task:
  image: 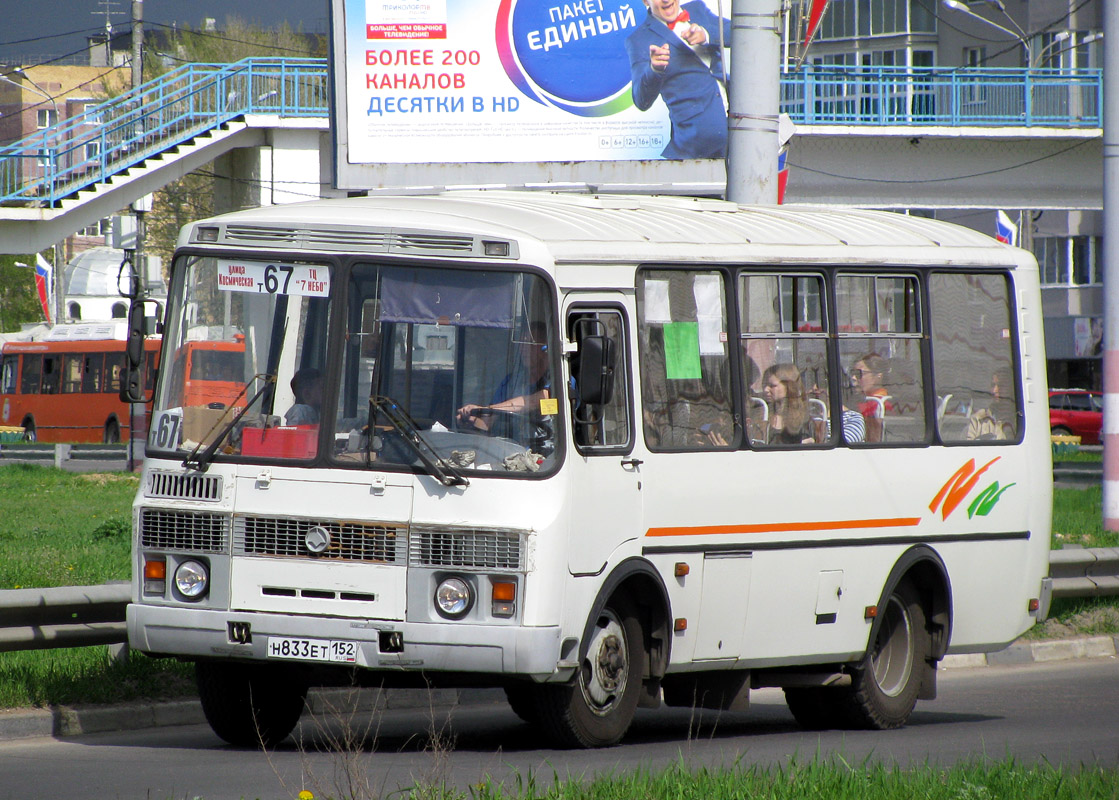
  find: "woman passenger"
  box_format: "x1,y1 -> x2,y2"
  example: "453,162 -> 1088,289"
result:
762,363 -> 814,444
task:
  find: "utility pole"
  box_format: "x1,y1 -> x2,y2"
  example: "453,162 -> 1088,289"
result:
131,0 -> 143,91
725,0 -> 782,204
1103,1 -> 1118,529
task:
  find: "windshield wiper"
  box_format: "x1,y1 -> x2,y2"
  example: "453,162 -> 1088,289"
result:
183,374 -> 276,471
368,395 -> 469,488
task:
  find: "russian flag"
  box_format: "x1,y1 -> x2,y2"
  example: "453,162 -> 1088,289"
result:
777,148 -> 788,205
996,210 -> 1018,246
34,253 -> 52,323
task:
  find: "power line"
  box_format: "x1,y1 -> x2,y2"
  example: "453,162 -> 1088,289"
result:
0,26 -> 105,47
788,137 -> 1093,185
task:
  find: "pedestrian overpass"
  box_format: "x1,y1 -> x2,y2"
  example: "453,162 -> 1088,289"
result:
0,58 -> 1102,254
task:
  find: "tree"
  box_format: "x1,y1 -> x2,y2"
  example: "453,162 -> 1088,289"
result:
0,255 -> 49,333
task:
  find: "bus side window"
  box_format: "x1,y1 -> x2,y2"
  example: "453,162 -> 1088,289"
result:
105,353 -> 125,394
930,272 -> 1018,443
637,270 -> 735,451
21,355 -> 43,394
739,273 -> 829,448
836,274 -> 926,445
40,354 -> 61,395
1,355 -> 16,395
568,308 -> 631,451
62,354 -> 83,394
81,354 -> 104,393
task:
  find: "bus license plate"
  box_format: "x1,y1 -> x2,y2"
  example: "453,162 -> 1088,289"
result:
267,636 -> 357,663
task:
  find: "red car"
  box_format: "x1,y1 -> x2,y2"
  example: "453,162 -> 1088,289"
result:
1049,389 -> 1103,444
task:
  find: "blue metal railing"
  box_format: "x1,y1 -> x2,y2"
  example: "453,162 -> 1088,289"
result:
0,58 -> 328,206
0,59 -> 1102,206
781,65 -> 1101,128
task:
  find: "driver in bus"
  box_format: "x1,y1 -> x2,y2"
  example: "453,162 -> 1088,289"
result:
284,368 -> 323,426
456,323 -> 551,433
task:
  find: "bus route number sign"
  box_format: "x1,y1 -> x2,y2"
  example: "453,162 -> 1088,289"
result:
150,409 -> 183,449
216,260 -> 330,297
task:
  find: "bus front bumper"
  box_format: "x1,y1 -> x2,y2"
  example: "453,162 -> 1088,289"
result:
127,603 -> 565,679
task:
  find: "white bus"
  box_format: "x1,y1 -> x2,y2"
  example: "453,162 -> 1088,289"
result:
126,192 -> 1052,748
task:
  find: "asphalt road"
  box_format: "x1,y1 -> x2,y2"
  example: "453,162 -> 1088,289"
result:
0,658 -> 1115,800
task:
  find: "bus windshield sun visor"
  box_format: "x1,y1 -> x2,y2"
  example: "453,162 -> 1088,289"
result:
378,270 -> 516,328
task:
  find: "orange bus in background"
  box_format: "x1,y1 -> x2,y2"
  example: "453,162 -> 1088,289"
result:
170,338 -> 247,410
0,334 -> 160,443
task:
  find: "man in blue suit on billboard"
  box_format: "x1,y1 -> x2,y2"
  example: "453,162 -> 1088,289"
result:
626,0 -> 731,160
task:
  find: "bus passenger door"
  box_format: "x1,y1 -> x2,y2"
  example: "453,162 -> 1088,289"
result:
564,302 -> 642,575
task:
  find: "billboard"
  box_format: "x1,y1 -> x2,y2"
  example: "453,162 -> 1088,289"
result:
330,0 -> 730,192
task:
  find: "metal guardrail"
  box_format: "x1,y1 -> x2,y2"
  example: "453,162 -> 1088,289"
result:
0,443 -> 126,467
0,583 -> 128,652
0,60 -> 1101,206
0,57 -> 328,206
0,550 -> 1114,653
780,65 -> 1102,128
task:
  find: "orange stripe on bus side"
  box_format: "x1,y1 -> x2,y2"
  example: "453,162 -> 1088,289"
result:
645,517 -> 923,538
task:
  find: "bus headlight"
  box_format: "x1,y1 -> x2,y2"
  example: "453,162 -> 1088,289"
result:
434,576 -> 473,619
174,560 -> 209,600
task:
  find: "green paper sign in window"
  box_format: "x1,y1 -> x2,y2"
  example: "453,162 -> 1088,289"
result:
663,321 -> 702,380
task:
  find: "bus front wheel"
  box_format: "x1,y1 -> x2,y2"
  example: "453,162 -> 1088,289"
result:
785,580 -> 929,731
534,597 -> 644,748
196,661 -> 307,748
21,419 -> 35,442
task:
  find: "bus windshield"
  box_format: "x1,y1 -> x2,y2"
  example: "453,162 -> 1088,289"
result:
150,255 -> 559,475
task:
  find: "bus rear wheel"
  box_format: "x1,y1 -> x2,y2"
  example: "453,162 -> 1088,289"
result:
785,581 -> 929,731
196,661 -> 307,748
21,419 -> 35,442
103,419 -> 121,444
533,597 -> 644,748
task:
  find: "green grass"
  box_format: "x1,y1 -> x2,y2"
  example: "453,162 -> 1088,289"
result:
0,649 -> 194,708
0,464 -> 193,708
404,759 -> 1119,800
1052,485 -> 1119,549
0,463 -> 137,589
1053,449 -> 1102,463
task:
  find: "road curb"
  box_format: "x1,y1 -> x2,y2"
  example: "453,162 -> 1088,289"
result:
2,639 -> 1116,743
940,634 -> 1119,670
0,687 -> 505,742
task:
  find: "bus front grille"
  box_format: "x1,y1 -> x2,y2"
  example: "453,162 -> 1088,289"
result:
140,509 -> 229,553
147,471 -> 222,502
409,527 -> 523,571
233,516 -> 406,564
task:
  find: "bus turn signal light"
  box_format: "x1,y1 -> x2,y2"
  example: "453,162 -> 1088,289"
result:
864,605 -> 878,619
674,618 -> 687,632
674,562 -> 690,577
491,581 -> 516,617
143,558 -> 166,596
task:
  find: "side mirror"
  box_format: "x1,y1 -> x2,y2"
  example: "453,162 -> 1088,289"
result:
575,333 -> 615,407
120,298 -> 159,403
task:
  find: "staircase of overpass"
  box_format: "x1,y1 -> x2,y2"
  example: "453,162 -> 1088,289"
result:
0,58 -> 1103,254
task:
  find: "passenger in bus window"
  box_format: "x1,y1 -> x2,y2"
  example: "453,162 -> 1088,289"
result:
285,368 -> 322,426
762,363 -> 814,445
967,368 -> 1016,441
457,324 -> 551,432
852,353 -> 894,419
